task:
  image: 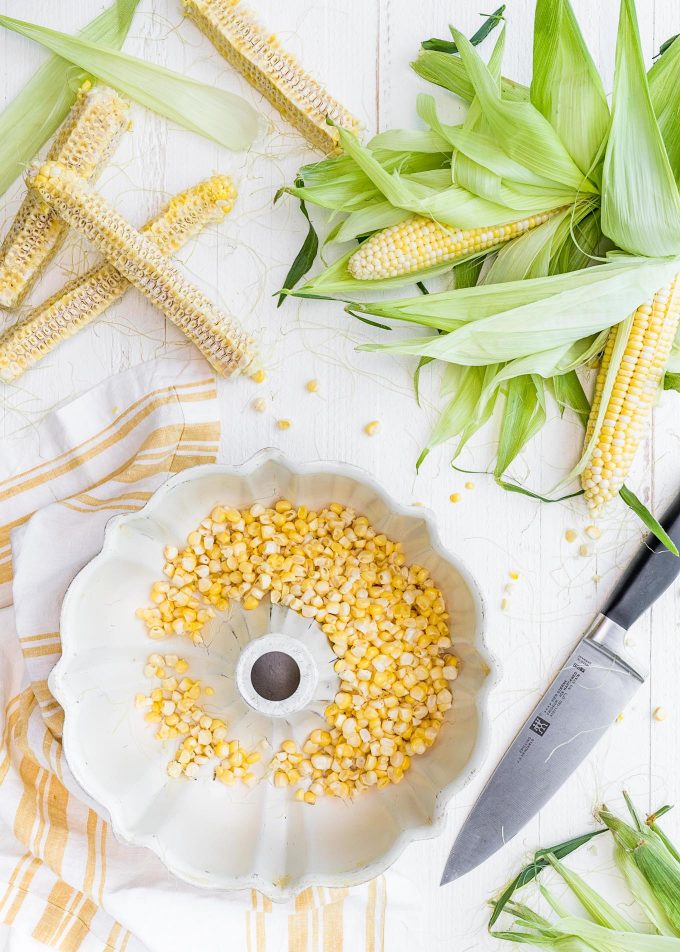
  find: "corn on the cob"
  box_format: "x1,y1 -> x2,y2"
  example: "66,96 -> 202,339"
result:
26,162 -> 258,377
347,210 -> 560,280
0,177 -> 237,383
582,276 -> 680,513
0,84 -> 130,310
183,0 -> 360,154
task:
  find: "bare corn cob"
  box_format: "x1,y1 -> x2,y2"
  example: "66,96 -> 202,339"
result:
27,162 -> 257,377
0,176 -> 237,383
0,84 -> 130,310
347,210 -> 561,280
183,0 -> 360,154
582,275 -> 680,513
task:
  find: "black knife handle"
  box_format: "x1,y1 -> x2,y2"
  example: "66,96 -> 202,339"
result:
603,489 -> 680,630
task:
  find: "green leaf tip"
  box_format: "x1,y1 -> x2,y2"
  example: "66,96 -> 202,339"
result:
620,485 -> 679,556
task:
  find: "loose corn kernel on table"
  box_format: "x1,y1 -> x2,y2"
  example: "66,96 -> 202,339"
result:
0,1 -> 678,950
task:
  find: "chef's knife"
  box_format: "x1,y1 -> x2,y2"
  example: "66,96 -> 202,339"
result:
441,489 -> 680,885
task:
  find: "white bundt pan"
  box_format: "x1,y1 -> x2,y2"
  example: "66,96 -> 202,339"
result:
50,449 -> 495,901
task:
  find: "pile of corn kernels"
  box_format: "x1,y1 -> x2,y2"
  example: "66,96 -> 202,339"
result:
136,500 -> 458,801
135,653 -> 262,785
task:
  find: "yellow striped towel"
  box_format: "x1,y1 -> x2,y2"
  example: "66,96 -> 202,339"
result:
0,359 -> 404,951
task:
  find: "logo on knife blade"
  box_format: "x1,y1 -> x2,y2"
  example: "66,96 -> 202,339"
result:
529,715 -> 551,736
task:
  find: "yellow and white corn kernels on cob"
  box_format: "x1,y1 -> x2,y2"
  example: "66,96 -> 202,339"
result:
0,177 -> 237,383
27,162 -> 258,377
183,0 -> 360,154
347,210 -> 560,280
582,275 -> 680,514
0,84 -> 130,310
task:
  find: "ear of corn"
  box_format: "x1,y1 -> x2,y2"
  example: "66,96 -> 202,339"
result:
347,210 -> 559,281
0,176 -> 237,383
582,276 -> 680,513
0,83 -> 130,310
183,0 -> 360,154
26,161 -> 257,377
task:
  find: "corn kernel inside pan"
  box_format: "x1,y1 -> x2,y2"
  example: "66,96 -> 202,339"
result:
136,500 -> 459,801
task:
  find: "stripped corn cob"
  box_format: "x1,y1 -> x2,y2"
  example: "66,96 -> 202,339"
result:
347,210 -> 560,280
183,0 -> 360,154
582,276 -> 680,513
27,162 -> 258,377
0,84 -> 130,310
0,176 -> 237,383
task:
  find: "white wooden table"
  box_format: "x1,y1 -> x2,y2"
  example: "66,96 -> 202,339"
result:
1,1 -> 679,948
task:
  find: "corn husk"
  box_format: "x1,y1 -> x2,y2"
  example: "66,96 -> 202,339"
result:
599,797 -> 680,935
530,0 -> 609,178
601,0 -> 680,257
0,0 -> 139,199
281,0 -> 680,536
450,26 -> 595,194
0,12 -> 261,151
491,794 -> 680,950
354,256 -> 680,364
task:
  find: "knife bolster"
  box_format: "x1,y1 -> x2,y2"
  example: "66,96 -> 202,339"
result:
584,613 -> 646,682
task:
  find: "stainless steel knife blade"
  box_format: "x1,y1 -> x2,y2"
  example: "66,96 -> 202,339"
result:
441,488 -> 680,886
441,616 -> 644,885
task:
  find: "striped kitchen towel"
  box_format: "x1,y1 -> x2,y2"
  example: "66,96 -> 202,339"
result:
0,360 -> 410,952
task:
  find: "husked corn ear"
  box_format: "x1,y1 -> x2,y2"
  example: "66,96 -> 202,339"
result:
0,84 -> 129,310
27,162 -> 258,377
582,276 -> 680,513
0,176 -> 237,383
183,0 -> 360,154
347,210 -> 559,280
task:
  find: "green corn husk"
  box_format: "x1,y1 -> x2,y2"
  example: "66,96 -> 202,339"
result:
491,795 -> 680,949
280,0 -> 680,538
598,796 -> 680,934
531,0 -> 609,179
422,5 -> 506,55
615,843 -> 678,937
601,0 -> 680,257
286,12 -> 598,296
0,12 -> 261,151
353,255 -> 680,365
412,48 -> 528,103
0,0 -> 140,199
